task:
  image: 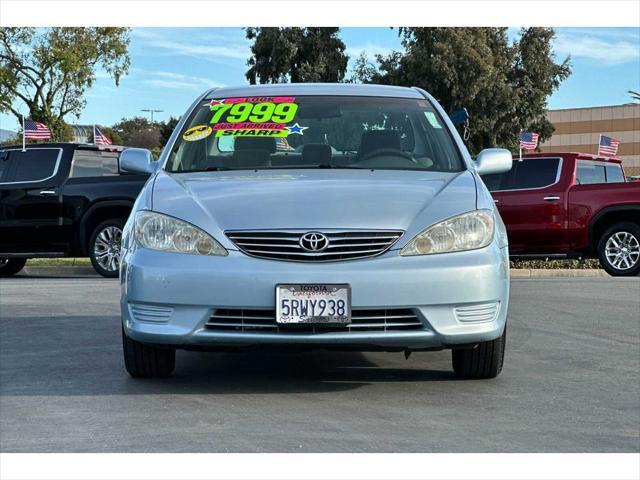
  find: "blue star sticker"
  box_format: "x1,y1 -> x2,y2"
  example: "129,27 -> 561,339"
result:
286,123 -> 309,135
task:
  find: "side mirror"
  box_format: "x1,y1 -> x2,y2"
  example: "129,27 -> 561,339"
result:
120,148 -> 157,174
475,148 -> 512,175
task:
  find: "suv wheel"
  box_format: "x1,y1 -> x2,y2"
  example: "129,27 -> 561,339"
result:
0,258 -> 27,277
597,222 -> 640,277
452,326 -> 506,379
89,219 -> 124,278
122,328 -> 176,378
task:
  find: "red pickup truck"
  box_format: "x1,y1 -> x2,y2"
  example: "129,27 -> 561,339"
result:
481,152 -> 640,276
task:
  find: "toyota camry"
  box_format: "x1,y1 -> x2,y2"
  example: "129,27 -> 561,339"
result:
119,83 -> 512,379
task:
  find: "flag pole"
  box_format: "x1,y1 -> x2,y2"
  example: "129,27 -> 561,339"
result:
22,115 -> 25,152
519,130 -> 522,162
597,133 -> 602,157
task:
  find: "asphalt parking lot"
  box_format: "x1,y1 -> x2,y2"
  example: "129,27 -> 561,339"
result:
0,273 -> 638,452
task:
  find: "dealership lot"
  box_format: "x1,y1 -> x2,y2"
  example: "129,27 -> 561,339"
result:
0,274 -> 638,452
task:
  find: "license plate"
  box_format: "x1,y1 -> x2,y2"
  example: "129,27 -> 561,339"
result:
276,284 -> 351,324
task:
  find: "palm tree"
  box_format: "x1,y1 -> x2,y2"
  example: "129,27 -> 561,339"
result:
629,90 -> 640,102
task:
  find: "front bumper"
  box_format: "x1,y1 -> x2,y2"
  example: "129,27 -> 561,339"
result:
121,243 -> 510,351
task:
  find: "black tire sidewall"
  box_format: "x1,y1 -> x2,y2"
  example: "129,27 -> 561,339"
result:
89,219 -> 125,278
0,258 -> 27,276
597,222 -> 640,277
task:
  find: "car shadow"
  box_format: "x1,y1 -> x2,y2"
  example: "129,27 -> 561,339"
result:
1,314 -> 459,397
114,350 -> 458,396
1,346 -> 457,399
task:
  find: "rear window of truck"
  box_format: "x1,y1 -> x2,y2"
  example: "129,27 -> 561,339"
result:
69,149 -> 119,177
576,160 -> 625,184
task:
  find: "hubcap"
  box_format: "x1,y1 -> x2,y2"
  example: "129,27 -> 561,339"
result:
604,231 -> 640,271
94,226 -> 122,272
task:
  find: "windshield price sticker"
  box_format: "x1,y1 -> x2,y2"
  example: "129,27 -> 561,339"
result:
208,96 -> 300,137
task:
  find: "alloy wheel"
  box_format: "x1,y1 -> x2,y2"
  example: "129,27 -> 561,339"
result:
604,231 -> 640,271
94,226 -> 123,273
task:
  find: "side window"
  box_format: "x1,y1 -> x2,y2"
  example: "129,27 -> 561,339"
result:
481,172 -> 508,192
576,162 -> 606,185
481,162 -> 517,192
510,158 -> 560,190
1,149 -> 61,183
605,164 -> 625,183
69,150 -> 118,178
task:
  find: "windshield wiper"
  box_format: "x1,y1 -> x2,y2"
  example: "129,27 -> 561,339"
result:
315,163 -> 367,169
173,167 -> 233,173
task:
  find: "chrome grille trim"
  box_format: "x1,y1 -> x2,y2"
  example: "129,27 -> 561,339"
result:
129,303 -> 173,323
454,302 -> 500,323
205,308 -> 423,333
226,230 -> 403,262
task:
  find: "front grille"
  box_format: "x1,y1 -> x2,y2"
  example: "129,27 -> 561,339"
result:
205,308 -> 423,333
225,230 -> 403,262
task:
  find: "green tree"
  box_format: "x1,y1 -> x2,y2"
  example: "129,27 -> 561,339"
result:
99,126 -> 123,145
0,27 -> 130,141
354,28 -> 571,154
112,116 -> 161,149
159,116 -> 180,147
245,28 -> 348,84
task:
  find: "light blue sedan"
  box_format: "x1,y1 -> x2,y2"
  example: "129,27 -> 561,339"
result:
119,83 -> 512,379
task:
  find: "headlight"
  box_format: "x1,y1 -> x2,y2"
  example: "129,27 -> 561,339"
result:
400,210 -> 495,256
134,211 -> 228,256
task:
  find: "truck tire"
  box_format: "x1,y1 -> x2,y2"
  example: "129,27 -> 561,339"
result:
0,258 -> 27,277
597,222 -> 640,277
122,328 -> 176,378
89,219 -> 124,278
452,326 -> 506,379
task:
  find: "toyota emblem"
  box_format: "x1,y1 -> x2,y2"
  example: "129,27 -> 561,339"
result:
299,232 -> 330,252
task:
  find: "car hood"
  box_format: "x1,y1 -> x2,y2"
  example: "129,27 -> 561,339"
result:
151,169 -> 478,249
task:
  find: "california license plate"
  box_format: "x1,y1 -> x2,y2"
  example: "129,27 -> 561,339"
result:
276,284 -> 351,324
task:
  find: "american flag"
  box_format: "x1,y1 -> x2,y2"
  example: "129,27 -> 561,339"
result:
23,119 -> 51,140
598,135 -> 619,157
519,131 -> 539,150
276,137 -> 295,151
94,126 -> 112,145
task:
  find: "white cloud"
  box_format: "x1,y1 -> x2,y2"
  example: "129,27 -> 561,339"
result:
554,32 -> 640,65
131,28 -> 250,61
141,70 -> 225,90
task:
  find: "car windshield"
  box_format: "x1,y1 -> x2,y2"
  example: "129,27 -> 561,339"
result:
166,95 -> 464,173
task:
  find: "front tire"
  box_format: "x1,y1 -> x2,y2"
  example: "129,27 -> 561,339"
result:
122,328 -> 176,378
89,219 -> 124,278
452,326 -> 506,379
0,258 -> 27,277
597,222 -> 640,277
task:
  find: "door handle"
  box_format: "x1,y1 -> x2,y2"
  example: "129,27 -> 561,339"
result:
493,199 -> 500,205
39,190 -> 57,196
543,196 -> 560,201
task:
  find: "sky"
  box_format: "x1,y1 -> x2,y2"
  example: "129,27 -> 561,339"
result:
1,27 -> 639,132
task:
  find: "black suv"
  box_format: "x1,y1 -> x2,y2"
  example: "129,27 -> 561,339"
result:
0,143 -> 151,277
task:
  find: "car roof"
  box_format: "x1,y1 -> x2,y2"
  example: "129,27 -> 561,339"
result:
0,142 -> 125,152
516,152 -> 622,164
204,83 -> 425,99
